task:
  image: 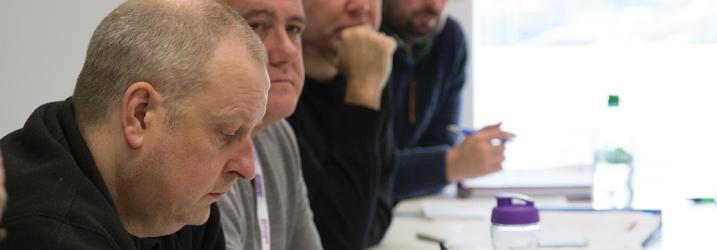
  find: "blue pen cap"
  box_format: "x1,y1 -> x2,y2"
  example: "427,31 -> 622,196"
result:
492,193 -> 540,225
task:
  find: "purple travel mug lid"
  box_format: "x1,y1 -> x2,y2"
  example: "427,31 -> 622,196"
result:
491,193 -> 540,225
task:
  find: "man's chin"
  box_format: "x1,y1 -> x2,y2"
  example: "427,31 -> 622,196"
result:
182,207 -> 212,226
408,16 -> 445,41
266,98 -> 299,122
409,23 -> 437,38
127,220 -> 191,238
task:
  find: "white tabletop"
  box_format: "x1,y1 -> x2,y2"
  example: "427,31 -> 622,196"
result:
371,188 -> 673,250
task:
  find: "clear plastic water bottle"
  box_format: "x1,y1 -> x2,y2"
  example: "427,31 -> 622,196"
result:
592,95 -> 634,210
491,193 -> 540,250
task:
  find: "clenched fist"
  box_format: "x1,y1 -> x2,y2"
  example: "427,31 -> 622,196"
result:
338,25 -> 396,110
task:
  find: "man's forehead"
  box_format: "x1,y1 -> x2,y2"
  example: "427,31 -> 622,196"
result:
237,0 -> 306,20
202,39 -> 268,113
207,85 -> 267,124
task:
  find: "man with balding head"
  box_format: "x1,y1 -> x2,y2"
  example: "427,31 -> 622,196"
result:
0,0 -> 269,249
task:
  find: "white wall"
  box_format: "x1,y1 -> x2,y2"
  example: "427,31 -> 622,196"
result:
446,0 -> 474,128
0,0 -> 122,136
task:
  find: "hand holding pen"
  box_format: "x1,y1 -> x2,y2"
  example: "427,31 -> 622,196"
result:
447,124 -> 513,146
445,123 -> 515,182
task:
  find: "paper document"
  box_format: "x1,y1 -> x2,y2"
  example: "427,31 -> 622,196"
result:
539,210 -> 662,250
421,200 -> 489,220
459,165 -> 593,199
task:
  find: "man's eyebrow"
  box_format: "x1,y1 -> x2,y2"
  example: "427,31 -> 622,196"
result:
243,8 -> 276,20
211,106 -> 245,123
242,8 -> 306,24
287,15 -> 306,24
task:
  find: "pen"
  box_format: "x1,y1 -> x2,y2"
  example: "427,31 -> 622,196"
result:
688,197 -> 716,205
416,233 -> 448,250
446,125 -> 513,146
446,124 -> 474,137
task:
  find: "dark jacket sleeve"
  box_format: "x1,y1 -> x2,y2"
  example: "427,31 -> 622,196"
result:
300,104 -> 390,250
394,145 -> 450,200
365,114 -> 396,247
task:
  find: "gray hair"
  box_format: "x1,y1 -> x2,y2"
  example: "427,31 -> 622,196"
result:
73,0 -> 266,128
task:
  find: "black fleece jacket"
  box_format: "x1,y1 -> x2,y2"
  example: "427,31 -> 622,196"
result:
0,98 -> 224,250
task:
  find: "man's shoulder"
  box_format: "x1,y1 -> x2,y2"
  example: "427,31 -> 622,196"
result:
443,16 -> 466,37
259,119 -> 296,142
1,138 -> 133,249
253,120 -> 304,190
435,16 -> 467,49
2,136 -> 115,222
1,214 -> 126,249
0,186 -> 133,249
254,119 -> 300,166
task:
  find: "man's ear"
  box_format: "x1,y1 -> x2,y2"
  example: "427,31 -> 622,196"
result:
121,82 -> 161,149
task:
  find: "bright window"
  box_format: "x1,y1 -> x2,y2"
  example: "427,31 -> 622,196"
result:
470,0 -> 717,199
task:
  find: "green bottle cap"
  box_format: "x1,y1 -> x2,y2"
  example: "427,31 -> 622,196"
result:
608,95 -> 620,107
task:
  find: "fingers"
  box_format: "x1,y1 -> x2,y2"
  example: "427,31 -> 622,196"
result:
447,123 -> 513,180
468,130 -> 512,144
341,25 -> 396,49
492,144 -> 506,154
339,25 -> 396,109
339,25 -> 396,58
481,160 -> 503,176
489,145 -> 505,165
477,137 -> 506,174
340,24 -> 373,39
486,163 -> 503,175
479,122 -> 501,131
473,124 -> 515,143
471,137 -> 506,164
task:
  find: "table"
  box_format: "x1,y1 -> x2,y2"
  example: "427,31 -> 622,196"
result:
371,188 -> 673,250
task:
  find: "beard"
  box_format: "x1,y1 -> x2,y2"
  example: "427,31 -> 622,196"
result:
390,7 -> 447,43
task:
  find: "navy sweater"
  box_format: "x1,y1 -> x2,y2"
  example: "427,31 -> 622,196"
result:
386,17 -> 468,200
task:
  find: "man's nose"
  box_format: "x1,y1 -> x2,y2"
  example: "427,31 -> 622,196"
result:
424,0 -> 445,11
346,0 -> 370,17
267,29 -> 299,67
225,139 -> 256,180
